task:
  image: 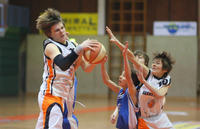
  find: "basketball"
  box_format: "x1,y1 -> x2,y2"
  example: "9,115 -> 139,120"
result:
83,42 -> 106,64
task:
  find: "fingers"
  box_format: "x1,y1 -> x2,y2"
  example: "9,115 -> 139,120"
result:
106,26 -> 114,39
101,55 -> 108,64
110,114 -> 116,124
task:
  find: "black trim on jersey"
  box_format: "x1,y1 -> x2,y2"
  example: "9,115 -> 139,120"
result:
51,62 -> 56,94
44,103 -> 63,129
131,70 -> 140,86
70,41 -> 77,47
48,37 -> 69,47
153,72 -> 167,80
168,78 -> 171,85
54,50 -> 78,71
145,70 -> 151,80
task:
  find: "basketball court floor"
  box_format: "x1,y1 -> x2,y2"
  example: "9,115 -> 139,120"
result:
0,95 -> 200,129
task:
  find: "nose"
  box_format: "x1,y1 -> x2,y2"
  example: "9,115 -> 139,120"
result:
152,63 -> 156,67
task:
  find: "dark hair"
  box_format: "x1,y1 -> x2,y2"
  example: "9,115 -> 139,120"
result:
134,50 -> 149,66
36,8 -> 64,36
153,51 -> 175,76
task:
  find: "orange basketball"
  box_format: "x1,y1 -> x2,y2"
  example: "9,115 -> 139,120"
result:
83,42 -> 106,64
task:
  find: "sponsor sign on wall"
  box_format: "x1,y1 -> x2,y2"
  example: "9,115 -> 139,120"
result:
153,21 -> 197,36
61,13 -> 98,35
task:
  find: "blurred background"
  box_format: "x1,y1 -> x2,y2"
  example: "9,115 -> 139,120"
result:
0,0 -> 199,128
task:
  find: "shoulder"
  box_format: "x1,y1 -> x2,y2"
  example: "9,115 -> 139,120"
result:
163,75 -> 171,86
43,38 -> 57,50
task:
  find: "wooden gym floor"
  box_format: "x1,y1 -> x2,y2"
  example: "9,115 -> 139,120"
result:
0,95 -> 200,129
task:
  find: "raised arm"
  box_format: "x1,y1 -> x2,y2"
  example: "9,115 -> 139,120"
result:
101,56 -> 121,93
122,42 -> 137,105
106,26 -> 134,59
106,26 -> 149,78
137,67 -> 169,98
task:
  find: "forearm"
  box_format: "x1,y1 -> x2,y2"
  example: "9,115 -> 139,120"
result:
101,64 -> 120,93
143,80 -> 166,98
54,51 -> 79,71
113,40 -> 134,60
113,107 -> 118,115
124,54 -> 137,104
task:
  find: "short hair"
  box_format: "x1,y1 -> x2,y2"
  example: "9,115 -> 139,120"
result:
153,51 -> 175,76
36,8 -> 64,36
133,50 -> 149,66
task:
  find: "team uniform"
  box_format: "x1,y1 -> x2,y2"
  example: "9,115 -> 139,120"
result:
116,89 -> 139,129
35,38 -> 78,129
138,70 -> 174,129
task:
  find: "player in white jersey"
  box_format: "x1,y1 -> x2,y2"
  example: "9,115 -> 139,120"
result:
35,8 -> 98,129
106,26 -> 175,129
135,52 -> 175,129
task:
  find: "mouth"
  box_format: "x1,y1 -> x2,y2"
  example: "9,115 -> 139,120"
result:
61,35 -> 65,38
152,68 -> 157,71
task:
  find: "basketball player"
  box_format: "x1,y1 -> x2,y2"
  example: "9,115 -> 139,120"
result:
106,26 -> 175,128
109,51 -> 149,126
35,8 -> 98,129
101,49 -> 138,129
136,52 -> 174,129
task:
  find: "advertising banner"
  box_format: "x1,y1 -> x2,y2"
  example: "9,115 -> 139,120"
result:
153,21 -> 197,36
61,13 -> 98,35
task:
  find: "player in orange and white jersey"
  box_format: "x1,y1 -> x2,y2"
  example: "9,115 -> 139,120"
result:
35,8 -> 98,129
106,26 -> 175,129
135,52 -> 175,129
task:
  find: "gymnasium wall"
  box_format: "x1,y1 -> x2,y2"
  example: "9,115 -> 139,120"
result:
26,35 -> 198,98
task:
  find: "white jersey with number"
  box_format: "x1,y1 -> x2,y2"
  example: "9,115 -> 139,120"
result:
40,38 -> 77,98
138,70 -> 171,118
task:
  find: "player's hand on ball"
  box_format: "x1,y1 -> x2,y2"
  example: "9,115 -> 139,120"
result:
83,42 -> 106,64
80,39 -> 99,51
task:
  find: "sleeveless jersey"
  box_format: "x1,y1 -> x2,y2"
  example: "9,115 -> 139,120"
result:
40,38 -> 77,98
116,89 -> 139,129
138,70 -> 171,118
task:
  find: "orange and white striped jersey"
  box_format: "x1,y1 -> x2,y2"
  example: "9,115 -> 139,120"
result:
40,38 -> 77,98
138,70 -> 171,118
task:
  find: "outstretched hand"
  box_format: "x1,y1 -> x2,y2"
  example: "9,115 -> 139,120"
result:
106,26 -> 118,43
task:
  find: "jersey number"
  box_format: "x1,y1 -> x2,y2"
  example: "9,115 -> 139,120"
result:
158,79 -> 168,87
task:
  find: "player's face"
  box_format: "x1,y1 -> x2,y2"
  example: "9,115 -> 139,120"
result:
135,55 -> 145,65
151,59 -> 167,77
50,22 -> 69,43
118,71 -> 127,88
